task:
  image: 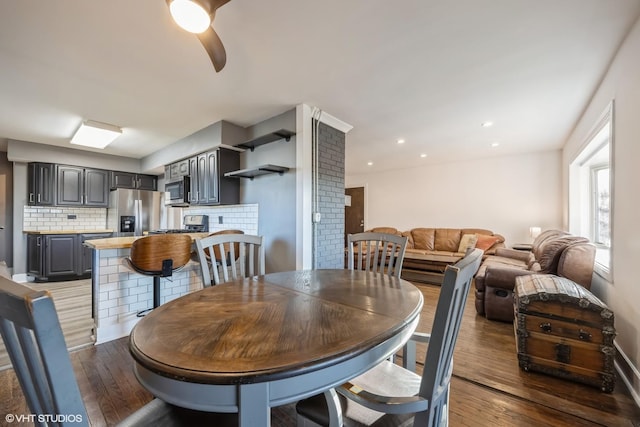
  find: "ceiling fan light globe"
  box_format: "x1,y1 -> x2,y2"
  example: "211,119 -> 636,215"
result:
170,0 -> 211,33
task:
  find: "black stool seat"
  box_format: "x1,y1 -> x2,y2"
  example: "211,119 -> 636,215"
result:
126,234 -> 193,316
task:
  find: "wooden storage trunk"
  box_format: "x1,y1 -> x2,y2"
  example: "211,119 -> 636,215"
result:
514,274 -> 616,392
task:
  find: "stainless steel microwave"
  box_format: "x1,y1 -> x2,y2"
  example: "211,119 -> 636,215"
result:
165,176 -> 190,206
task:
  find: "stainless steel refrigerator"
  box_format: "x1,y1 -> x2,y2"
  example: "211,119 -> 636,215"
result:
107,189 -> 165,236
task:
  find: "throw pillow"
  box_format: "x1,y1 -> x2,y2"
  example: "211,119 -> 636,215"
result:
538,236 -> 589,273
457,233 -> 478,253
475,234 -> 499,251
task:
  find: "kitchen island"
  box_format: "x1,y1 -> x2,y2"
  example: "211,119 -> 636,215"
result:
85,233 -> 208,343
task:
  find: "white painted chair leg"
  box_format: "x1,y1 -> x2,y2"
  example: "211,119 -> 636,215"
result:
296,413 -> 324,427
324,388 -> 343,427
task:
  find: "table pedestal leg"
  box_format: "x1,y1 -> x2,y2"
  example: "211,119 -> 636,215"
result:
239,382 -> 270,426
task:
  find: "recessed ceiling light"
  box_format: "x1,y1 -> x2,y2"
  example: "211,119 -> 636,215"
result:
397,139 -> 405,144
420,153 -> 427,158
481,121 -> 493,128
367,162 -> 373,166
491,142 -> 500,147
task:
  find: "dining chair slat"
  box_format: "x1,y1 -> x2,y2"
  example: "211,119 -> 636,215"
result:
196,234 -> 265,286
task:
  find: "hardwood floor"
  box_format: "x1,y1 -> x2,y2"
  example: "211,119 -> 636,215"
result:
0,278 -> 94,369
0,282 -> 638,426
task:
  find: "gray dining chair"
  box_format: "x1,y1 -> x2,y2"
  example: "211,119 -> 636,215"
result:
0,275 -> 242,427
296,248 -> 484,427
347,232 -> 408,278
196,233 -> 265,286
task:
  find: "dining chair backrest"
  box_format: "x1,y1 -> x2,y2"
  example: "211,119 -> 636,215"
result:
196,234 -> 265,286
204,229 -> 245,261
0,276 -> 247,426
415,247 -> 483,425
347,232 -> 408,277
295,248 -> 484,426
0,277 -> 89,425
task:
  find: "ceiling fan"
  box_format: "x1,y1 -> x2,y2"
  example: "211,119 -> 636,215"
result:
167,0 -> 232,72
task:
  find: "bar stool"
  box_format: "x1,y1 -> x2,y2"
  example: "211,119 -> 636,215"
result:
126,234 -> 193,317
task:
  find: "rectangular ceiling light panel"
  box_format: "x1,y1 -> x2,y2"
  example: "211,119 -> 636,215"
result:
71,120 -> 122,149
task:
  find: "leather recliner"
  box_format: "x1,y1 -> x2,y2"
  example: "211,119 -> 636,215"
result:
474,230 -> 596,322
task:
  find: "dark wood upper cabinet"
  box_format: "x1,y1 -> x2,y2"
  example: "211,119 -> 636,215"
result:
84,168 -> 109,206
165,159 -> 190,182
110,171 -> 157,191
56,165 -> 84,206
28,163 -> 56,206
186,147 -> 239,206
110,171 -> 136,189
136,174 -> 157,191
57,166 -> 109,207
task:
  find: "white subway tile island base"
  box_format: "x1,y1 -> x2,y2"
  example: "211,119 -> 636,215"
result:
85,234 -> 207,344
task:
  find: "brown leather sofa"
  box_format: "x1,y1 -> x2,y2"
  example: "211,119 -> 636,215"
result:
367,227 -> 505,284
474,229 -> 596,322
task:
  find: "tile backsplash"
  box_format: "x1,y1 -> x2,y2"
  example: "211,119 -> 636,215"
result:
23,206 -> 107,231
23,203 -> 259,233
183,204 -> 259,234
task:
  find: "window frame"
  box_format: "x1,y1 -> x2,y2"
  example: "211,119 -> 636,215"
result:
568,100 -> 614,281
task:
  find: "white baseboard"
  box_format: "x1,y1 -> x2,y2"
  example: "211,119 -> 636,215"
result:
615,341 -> 640,409
95,316 -> 141,344
11,273 -> 33,283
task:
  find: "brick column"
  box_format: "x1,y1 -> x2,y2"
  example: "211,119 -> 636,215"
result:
315,122 -> 346,269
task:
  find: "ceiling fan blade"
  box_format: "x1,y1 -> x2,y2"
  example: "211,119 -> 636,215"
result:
197,26 -> 227,72
166,0 -> 231,12
205,0 -> 231,11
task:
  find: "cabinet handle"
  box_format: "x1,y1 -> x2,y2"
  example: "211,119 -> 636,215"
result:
37,236 -> 41,247
29,193 -> 34,203
37,194 -> 41,203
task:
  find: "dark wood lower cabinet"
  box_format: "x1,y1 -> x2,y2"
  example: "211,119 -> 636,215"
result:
44,235 -> 78,279
80,233 -> 112,276
27,232 -> 112,282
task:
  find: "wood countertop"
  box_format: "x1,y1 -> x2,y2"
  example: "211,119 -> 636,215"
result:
84,233 -> 209,250
23,229 -> 114,235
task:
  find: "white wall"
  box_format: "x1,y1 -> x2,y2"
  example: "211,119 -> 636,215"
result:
562,16 -> 640,400
346,150 -> 562,246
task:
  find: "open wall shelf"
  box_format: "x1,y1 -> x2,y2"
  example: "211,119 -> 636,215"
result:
236,129 -> 296,151
224,164 -> 290,180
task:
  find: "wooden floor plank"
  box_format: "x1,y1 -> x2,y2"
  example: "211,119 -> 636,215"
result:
0,280 -> 638,426
0,279 -> 94,369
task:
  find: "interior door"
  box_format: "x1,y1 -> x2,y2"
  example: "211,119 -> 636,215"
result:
345,187 -> 365,246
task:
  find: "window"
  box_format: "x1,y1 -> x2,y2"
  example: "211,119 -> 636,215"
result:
569,101 -> 613,280
592,164 -> 610,247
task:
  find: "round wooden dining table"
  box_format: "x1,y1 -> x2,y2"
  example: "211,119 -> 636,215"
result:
129,269 -> 424,426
